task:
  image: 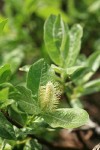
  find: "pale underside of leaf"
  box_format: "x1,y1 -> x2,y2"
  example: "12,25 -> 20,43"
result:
43,108 -> 89,129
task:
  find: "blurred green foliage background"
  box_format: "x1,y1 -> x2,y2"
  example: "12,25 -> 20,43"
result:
0,0 -> 100,83
0,1 -> 100,149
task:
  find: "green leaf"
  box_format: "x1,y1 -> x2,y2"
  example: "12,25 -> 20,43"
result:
0,87 -> 13,108
0,88 -> 9,102
44,15 -> 70,66
27,59 -> 44,96
0,64 -> 11,84
66,66 -> 86,75
71,67 -> 89,84
30,139 -> 42,150
53,15 -> 69,54
53,15 -> 62,49
44,15 -> 83,67
65,24 -> 83,67
27,59 -> 51,98
72,51 -> 100,84
52,64 -> 86,77
44,15 -> 61,65
83,79 -> 100,95
14,86 -> 39,115
51,64 -> 64,74
53,15 -> 70,66
8,104 -> 27,126
0,19 -> 7,33
43,108 -> 89,129
0,99 -> 14,109
87,50 -> 100,72
60,23 -> 69,63
0,112 -> 16,140
88,0 -> 100,12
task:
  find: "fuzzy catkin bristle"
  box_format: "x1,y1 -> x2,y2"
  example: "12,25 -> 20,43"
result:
38,81 -> 61,112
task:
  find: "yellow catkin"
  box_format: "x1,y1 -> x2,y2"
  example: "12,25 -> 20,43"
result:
39,81 -> 62,112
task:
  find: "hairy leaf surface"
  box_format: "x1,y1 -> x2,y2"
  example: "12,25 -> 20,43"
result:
15,86 -> 38,115
43,108 -> 89,128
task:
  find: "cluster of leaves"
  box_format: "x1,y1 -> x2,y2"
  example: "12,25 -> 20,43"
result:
0,0 -> 100,73
0,15 -> 93,149
44,15 -> 100,107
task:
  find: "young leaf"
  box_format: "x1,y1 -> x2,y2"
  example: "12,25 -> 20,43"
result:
83,79 -> 100,95
0,64 -> 11,84
53,15 -> 62,49
66,65 -> 86,75
72,51 -> 100,83
27,59 -> 44,96
65,24 -> 83,67
53,15 -> 69,62
0,112 -> 16,140
44,15 -> 61,65
60,23 -> 69,64
87,50 -> 100,72
43,108 -> 89,129
27,59 -> 51,98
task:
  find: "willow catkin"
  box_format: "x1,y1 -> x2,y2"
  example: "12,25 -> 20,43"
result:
39,81 -> 61,112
